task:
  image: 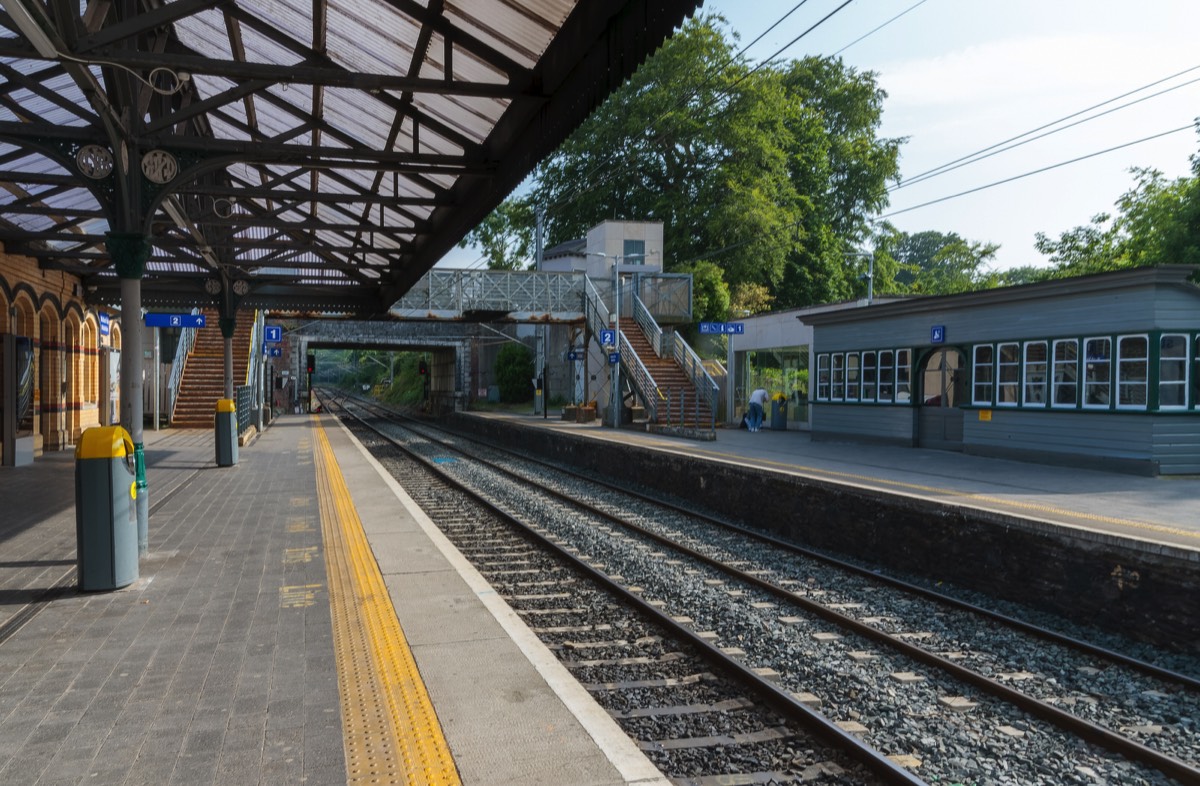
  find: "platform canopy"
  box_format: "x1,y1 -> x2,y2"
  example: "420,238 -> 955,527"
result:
0,0 -> 698,316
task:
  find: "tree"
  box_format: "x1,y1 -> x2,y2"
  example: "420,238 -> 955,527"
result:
519,15 -> 900,309
1035,143 -> 1200,276
458,197 -> 535,270
494,342 -> 534,403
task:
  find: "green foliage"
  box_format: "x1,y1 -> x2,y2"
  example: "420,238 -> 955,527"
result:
495,342 -> 534,403
458,197 -> 536,270
380,354 -> 426,406
469,14 -> 903,310
870,226 -> 1000,295
1035,156 -> 1200,277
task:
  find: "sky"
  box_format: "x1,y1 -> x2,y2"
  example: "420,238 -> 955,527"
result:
441,0 -> 1200,273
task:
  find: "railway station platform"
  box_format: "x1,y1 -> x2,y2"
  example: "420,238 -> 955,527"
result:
0,416 -> 666,786
2,407 -> 1197,786
466,412 -> 1200,554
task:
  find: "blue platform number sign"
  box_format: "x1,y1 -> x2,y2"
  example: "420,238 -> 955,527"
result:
264,325 -> 282,343
144,313 -> 206,329
599,328 -> 616,346
700,322 -> 745,335
931,325 -> 946,344
98,312 -> 110,336
608,352 -> 620,365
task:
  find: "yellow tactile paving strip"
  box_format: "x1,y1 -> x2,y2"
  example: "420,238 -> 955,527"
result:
313,416 -> 461,786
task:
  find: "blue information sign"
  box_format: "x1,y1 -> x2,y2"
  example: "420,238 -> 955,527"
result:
699,322 -> 745,335
931,325 -> 946,344
145,313 -> 206,329
567,350 -> 582,361
599,328 -> 616,346
608,352 -> 620,365
264,346 -> 283,357
98,312 -> 110,336
264,325 -> 282,343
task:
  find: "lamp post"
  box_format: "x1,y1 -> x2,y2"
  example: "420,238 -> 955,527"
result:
846,251 -> 874,305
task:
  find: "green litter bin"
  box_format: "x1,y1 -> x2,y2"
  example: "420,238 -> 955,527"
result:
216,398 -> 238,466
74,426 -> 139,591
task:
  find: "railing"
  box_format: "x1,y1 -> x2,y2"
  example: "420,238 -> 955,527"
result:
394,269 -> 693,324
672,331 -> 719,433
631,294 -> 664,357
166,313 -> 199,425
618,330 -> 663,423
584,277 -> 662,423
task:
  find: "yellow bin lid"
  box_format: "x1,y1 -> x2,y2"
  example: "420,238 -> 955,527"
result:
217,398 -> 236,413
76,425 -> 133,460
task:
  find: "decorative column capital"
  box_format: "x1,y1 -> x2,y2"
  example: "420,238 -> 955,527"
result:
105,232 -> 151,280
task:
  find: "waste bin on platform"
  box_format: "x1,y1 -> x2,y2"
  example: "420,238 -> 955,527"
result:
216,398 -> 238,466
74,426 -> 139,591
770,400 -> 787,430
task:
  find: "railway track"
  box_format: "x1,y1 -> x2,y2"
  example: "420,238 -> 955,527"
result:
324,392 -> 1200,785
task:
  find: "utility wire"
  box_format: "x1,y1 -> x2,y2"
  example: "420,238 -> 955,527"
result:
892,74 -> 1200,191
880,123 -> 1196,218
895,63 -> 1200,189
834,0 -> 931,56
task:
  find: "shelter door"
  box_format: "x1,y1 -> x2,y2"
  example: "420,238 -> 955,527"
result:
917,348 -> 965,451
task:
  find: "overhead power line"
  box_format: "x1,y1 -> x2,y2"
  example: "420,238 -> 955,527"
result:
880,123 -> 1196,218
834,0 -> 931,56
894,63 -> 1200,189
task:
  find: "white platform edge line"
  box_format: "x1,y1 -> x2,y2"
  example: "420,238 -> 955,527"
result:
333,416 -> 671,786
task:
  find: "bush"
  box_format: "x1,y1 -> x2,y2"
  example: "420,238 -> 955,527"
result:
495,342 -> 534,403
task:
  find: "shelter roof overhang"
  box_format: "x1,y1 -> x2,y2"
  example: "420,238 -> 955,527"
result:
0,0 -> 699,316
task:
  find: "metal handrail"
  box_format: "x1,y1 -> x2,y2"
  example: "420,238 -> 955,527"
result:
166,312 -> 199,425
672,331 -> 719,433
583,276 -> 610,338
631,293 -> 664,357
618,330 -> 663,423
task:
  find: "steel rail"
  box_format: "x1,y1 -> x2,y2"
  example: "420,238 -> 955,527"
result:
343,394 -> 1200,785
326,393 -> 927,786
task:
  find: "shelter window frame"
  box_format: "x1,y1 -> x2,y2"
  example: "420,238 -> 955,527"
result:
830,353 -> 844,402
1116,334 -> 1149,410
996,342 -> 1020,406
1022,341 -> 1048,407
861,351 -> 877,402
895,349 -> 912,403
1051,339 -> 1079,408
1159,334 -> 1188,410
877,350 -> 894,402
972,344 -> 994,405
1083,336 -> 1112,409
816,354 -> 831,401
845,353 -> 860,401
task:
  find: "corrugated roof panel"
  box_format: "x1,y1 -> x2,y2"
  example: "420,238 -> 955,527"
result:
412,93 -> 505,144
171,9 -> 236,61
235,20 -> 308,66
320,88 -> 393,150
238,0 -> 313,51
444,0 -> 571,68
208,114 -> 252,142
415,32 -> 506,85
326,0 -> 420,77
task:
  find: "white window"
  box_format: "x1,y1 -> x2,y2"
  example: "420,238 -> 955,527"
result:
816,354 -> 830,401
972,345 -> 994,405
895,349 -> 911,403
1159,335 -> 1188,409
1023,342 -> 1048,406
1116,335 -> 1148,409
877,350 -> 894,402
831,354 -> 844,401
861,351 -> 876,402
996,342 -> 1019,405
1083,337 -> 1111,408
1052,339 -> 1078,407
845,353 -> 860,401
